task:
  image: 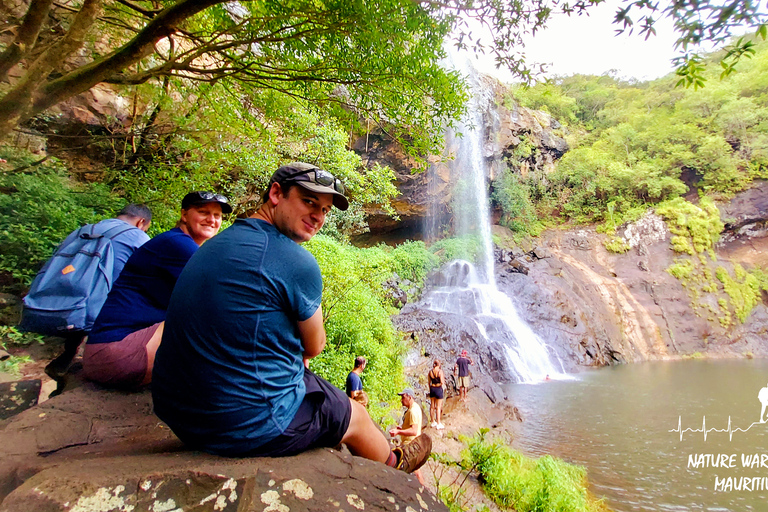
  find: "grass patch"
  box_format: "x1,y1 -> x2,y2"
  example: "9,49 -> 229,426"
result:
464,432 -> 609,512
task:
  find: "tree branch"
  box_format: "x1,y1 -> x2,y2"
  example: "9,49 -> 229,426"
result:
0,0 -> 55,82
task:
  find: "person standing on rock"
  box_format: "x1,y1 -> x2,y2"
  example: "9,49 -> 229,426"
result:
346,356 -> 366,399
152,163 -> 431,475
453,349 -> 474,402
428,360 -> 445,429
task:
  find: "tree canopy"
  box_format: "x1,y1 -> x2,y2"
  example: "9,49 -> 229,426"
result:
1,0 -> 766,148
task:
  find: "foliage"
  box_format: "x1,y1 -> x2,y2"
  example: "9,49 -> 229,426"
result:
613,0 -> 767,87
715,264 -> 765,323
105,83 -> 400,237
303,236 -> 440,422
0,326 -> 42,375
510,37 -> 768,227
491,166 -> 546,237
655,197 -> 724,258
0,148 -> 124,285
603,237 -> 631,254
464,432 -> 608,512
428,236 -> 487,266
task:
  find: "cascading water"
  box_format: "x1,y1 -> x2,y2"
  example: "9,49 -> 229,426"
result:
423,51 -> 564,383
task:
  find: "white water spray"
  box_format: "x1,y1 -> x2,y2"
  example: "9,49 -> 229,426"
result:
423,51 -> 564,383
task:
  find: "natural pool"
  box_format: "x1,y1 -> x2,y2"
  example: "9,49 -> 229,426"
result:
505,359 -> 768,511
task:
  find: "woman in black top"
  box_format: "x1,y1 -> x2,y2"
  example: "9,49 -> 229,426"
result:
428,359 -> 445,429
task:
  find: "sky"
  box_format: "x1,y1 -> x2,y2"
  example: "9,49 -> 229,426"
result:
477,1 -> 683,83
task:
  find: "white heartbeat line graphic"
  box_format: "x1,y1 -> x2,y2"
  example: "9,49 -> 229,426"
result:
670,416 -> 764,441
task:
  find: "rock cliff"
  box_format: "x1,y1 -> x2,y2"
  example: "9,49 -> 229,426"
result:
394,184 -> 768,390
353,76 -> 567,241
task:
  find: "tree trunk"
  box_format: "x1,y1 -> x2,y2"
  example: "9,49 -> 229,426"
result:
0,0 -> 55,82
0,0 -> 103,138
0,0 -> 227,139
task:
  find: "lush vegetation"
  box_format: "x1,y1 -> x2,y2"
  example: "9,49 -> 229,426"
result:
459,432 -> 608,512
499,34 -> 768,236
0,148 -> 123,286
305,237 -> 439,421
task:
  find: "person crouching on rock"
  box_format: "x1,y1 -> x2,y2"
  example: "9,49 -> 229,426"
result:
151,163 -> 431,475
428,360 -> 445,429
82,191 -> 229,389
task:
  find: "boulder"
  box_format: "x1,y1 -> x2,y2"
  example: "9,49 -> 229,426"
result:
0,384 -> 446,512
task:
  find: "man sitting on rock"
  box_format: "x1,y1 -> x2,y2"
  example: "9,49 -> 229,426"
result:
83,191 -> 230,389
389,388 -> 426,484
152,163 -> 431,474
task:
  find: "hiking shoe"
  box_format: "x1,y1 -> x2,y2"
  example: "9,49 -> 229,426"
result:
430,421 -> 437,427
394,433 -> 432,473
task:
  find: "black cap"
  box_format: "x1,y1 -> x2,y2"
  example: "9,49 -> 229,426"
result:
181,191 -> 233,214
269,162 -> 349,211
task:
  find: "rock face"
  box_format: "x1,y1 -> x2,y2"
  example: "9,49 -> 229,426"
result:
0,383 -> 445,512
396,186 -> 768,381
353,76 -> 567,241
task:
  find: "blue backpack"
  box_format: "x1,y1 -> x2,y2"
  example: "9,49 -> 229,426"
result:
20,222 -> 135,336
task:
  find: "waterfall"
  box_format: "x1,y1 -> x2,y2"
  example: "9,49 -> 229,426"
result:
423,51 -> 564,383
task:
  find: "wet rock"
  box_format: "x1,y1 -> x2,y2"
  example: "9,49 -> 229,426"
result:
507,258 -> 529,275
564,231 -> 593,250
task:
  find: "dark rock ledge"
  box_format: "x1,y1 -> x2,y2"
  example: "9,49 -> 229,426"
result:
0,383 -> 445,512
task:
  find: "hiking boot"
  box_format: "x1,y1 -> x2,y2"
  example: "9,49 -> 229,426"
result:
394,433 -> 432,473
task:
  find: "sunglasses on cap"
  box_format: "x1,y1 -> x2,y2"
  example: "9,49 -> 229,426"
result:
283,168 -> 346,196
191,191 -> 229,204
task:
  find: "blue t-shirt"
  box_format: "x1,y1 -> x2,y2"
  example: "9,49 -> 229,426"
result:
88,228 -> 198,343
345,371 -> 363,397
456,357 -> 471,377
152,218 -> 323,455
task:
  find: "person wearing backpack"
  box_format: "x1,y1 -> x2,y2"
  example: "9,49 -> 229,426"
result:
82,191 -> 231,389
21,204 -> 153,386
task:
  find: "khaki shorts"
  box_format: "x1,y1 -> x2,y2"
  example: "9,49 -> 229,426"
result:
457,376 -> 470,389
83,322 -> 161,388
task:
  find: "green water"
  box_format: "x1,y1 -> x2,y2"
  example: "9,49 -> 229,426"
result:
505,359 -> 768,511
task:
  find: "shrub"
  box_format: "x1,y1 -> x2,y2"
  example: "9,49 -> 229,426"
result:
304,236 -> 439,422
655,197 -> 724,258
715,264 -> 763,323
0,149 -> 124,287
464,432 -> 608,512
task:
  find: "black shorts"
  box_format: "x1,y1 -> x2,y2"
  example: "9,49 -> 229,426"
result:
429,386 -> 444,399
245,368 -> 352,457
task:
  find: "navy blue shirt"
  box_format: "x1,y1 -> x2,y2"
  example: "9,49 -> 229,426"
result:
152,218 -> 323,455
345,371 -> 363,397
88,228 -> 198,343
456,357 -> 471,377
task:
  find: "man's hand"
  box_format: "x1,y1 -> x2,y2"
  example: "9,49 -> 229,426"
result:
389,427 -> 400,437
298,306 -> 326,360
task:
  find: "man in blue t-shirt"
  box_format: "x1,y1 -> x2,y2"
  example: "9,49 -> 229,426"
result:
43,204 -> 152,386
453,349 -> 474,402
83,191 -> 231,389
153,163 -> 431,475
346,356 -> 366,398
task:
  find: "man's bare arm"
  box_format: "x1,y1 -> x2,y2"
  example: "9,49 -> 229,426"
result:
298,306 -> 326,360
